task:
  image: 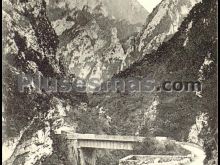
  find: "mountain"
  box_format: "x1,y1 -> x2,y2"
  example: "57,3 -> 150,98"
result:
138,0 -> 201,54
3,0 -> 88,164
54,0 -> 200,91
46,0 -> 149,25
90,0 -> 217,164
42,0 -> 147,92
56,9 -> 131,92
124,0 -> 202,65
3,0 -> 217,164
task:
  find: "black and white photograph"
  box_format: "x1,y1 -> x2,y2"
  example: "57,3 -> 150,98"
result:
2,0 -> 218,164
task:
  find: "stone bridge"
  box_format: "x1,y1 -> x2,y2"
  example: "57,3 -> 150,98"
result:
60,131 -> 145,165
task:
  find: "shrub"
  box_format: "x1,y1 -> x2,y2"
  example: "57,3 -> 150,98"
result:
133,138 -> 190,156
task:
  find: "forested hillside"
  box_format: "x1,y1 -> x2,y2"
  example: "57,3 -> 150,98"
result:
90,0 -> 217,164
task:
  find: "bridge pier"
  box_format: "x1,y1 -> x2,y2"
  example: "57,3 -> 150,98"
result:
66,140 -> 79,165
66,141 -> 96,165
79,148 -> 96,165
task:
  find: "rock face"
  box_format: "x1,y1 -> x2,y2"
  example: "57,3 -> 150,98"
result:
3,0 -> 217,164
45,0 -> 149,91
124,0 -> 202,65
46,0 -> 149,24
53,0 -> 200,91
138,0 -> 201,54
3,0 -> 86,164
91,0 -> 217,163
57,12 -> 128,91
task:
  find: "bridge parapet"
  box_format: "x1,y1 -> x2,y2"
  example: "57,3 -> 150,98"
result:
119,155 -> 193,165
62,132 -> 145,142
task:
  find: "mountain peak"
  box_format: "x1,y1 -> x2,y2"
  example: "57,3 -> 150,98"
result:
137,0 -> 202,55
47,0 -> 149,24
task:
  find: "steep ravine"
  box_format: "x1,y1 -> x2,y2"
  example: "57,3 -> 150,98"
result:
54,0 -> 201,91
89,0 -> 217,164
3,0 -> 217,164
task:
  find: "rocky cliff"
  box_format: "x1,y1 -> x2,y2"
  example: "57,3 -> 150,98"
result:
46,0 -> 149,25
3,0 -> 87,164
90,0 -> 217,164
3,0 -> 217,164
54,0 -> 200,91
124,0 -> 202,65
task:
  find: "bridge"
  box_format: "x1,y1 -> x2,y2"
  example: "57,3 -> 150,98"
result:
60,131 -> 145,165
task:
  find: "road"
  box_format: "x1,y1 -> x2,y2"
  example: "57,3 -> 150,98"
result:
180,143 -> 206,165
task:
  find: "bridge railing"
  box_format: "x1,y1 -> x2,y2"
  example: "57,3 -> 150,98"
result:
61,131 -> 145,142
119,155 -> 193,165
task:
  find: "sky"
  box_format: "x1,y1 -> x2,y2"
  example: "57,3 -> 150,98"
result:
137,0 -> 162,12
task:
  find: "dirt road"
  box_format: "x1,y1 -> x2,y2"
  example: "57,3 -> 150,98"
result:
181,143 -> 206,165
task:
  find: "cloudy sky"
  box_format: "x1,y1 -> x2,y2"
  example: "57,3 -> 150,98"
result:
137,0 -> 162,12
